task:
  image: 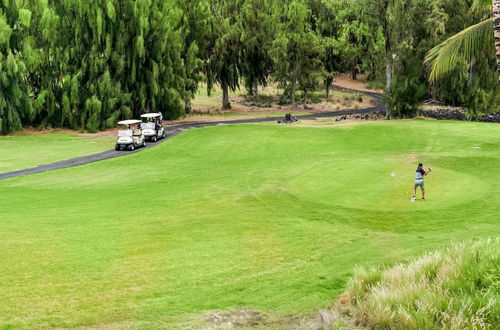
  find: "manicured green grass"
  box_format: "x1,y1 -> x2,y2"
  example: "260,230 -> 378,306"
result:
0,132 -> 115,173
0,120 -> 498,328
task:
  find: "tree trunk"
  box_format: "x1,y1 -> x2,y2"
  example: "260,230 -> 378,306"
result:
351,58 -> 358,80
221,82 -> 231,109
383,5 -> 392,120
325,78 -> 332,98
185,99 -> 192,114
385,59 -> 393,119
494,0 -> 500,80
385,60 -> 392,91
303,90 -> 308,109
253,80 -> 259,99
291,65 -> 297,109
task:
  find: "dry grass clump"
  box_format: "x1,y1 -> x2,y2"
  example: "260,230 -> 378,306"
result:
341,239 -> 499,329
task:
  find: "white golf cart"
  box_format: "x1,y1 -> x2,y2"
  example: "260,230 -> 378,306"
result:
140,113 -> 166,142
115,120 -> 146,151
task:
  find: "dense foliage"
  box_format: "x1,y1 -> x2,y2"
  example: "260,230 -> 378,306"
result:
0,0 -> 497,133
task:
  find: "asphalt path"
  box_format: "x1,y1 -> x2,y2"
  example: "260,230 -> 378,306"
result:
0,89 -> 385,181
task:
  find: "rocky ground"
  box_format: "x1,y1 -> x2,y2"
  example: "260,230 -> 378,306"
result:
420,108 -> 500,123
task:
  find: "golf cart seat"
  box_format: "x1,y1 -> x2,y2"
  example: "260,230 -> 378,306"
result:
133,129 -> 142,136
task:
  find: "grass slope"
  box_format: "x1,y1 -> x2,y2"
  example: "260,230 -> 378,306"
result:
0,120 -> 499,328
339,238 -> 499,329
0,132 -> 115,173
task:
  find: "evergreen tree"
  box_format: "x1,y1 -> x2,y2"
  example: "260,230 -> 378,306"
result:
239,0 -> 275,98
177,0 -> 211,113
0,1 -> 33,134
271,0 -> 324,109
385,0 -> 448,117
305,0 -> 340,97
1,0 -> 190,133
206,0 -> 243,109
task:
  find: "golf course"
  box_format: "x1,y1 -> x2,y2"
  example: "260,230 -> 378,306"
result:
1,119 -> 498,328
1,0 -> 499,327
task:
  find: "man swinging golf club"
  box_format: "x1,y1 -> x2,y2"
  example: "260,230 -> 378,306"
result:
412,163 -> 432,201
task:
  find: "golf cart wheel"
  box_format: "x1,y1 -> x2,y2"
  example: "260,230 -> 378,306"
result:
162,131 -> 166,139
142,140 -> 146,147
115,145 -> 120,151
152,136 -> 157,142
129,144 -> 135,151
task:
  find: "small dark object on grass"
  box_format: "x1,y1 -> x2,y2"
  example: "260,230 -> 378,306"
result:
278,113 -> 298,124
335,116 -> 347,122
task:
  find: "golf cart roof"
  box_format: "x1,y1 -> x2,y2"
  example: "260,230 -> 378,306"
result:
118,120 -> 141,125
141,113 -> 162,119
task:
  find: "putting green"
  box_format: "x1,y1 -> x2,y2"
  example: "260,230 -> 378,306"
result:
0,120 -> 498,328
289,158 -> 487,211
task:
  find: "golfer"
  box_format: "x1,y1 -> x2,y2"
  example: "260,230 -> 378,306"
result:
413,163 -> 431,200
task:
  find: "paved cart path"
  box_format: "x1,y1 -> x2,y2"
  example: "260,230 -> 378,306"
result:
0,89 -> 384,181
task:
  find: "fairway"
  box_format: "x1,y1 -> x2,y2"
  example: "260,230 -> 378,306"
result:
0,132 -> 115,173
1,120 -> 499,328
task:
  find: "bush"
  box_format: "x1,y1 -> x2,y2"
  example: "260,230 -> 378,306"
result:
386,75 -> 427,118
434,55 -> 499,117
465,87 -> 499,118
340,239 -> 500,329
386,55 -> 428,118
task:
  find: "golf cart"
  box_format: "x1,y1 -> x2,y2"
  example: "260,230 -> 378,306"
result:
140,113 -> 166,142
115,120 -> 146,151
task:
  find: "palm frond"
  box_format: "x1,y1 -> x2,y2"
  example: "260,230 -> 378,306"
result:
470,0 -> 491,14
425,18 -> 493,82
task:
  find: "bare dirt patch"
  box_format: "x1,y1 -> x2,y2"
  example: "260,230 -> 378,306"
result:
188,308 -> 265,329
290,111 -> 385,127
8,127 -> 118,138
186,304 -> 367,329
187,81 -> 377,123
334,73 -> 383,94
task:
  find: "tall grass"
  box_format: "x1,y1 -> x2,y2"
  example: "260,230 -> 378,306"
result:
341,239 -> 499,329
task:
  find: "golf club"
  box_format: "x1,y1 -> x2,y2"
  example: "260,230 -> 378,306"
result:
412,151 -> 433,172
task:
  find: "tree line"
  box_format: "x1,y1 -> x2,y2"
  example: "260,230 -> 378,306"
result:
0,0 -> 498,134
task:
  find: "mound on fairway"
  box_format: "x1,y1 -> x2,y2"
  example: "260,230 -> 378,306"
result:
0,120 -> 498,328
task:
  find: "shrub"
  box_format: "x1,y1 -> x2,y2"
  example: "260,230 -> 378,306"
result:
465,87 -> 499,118
341,239 -> 500,329
386,75 -> 427,118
